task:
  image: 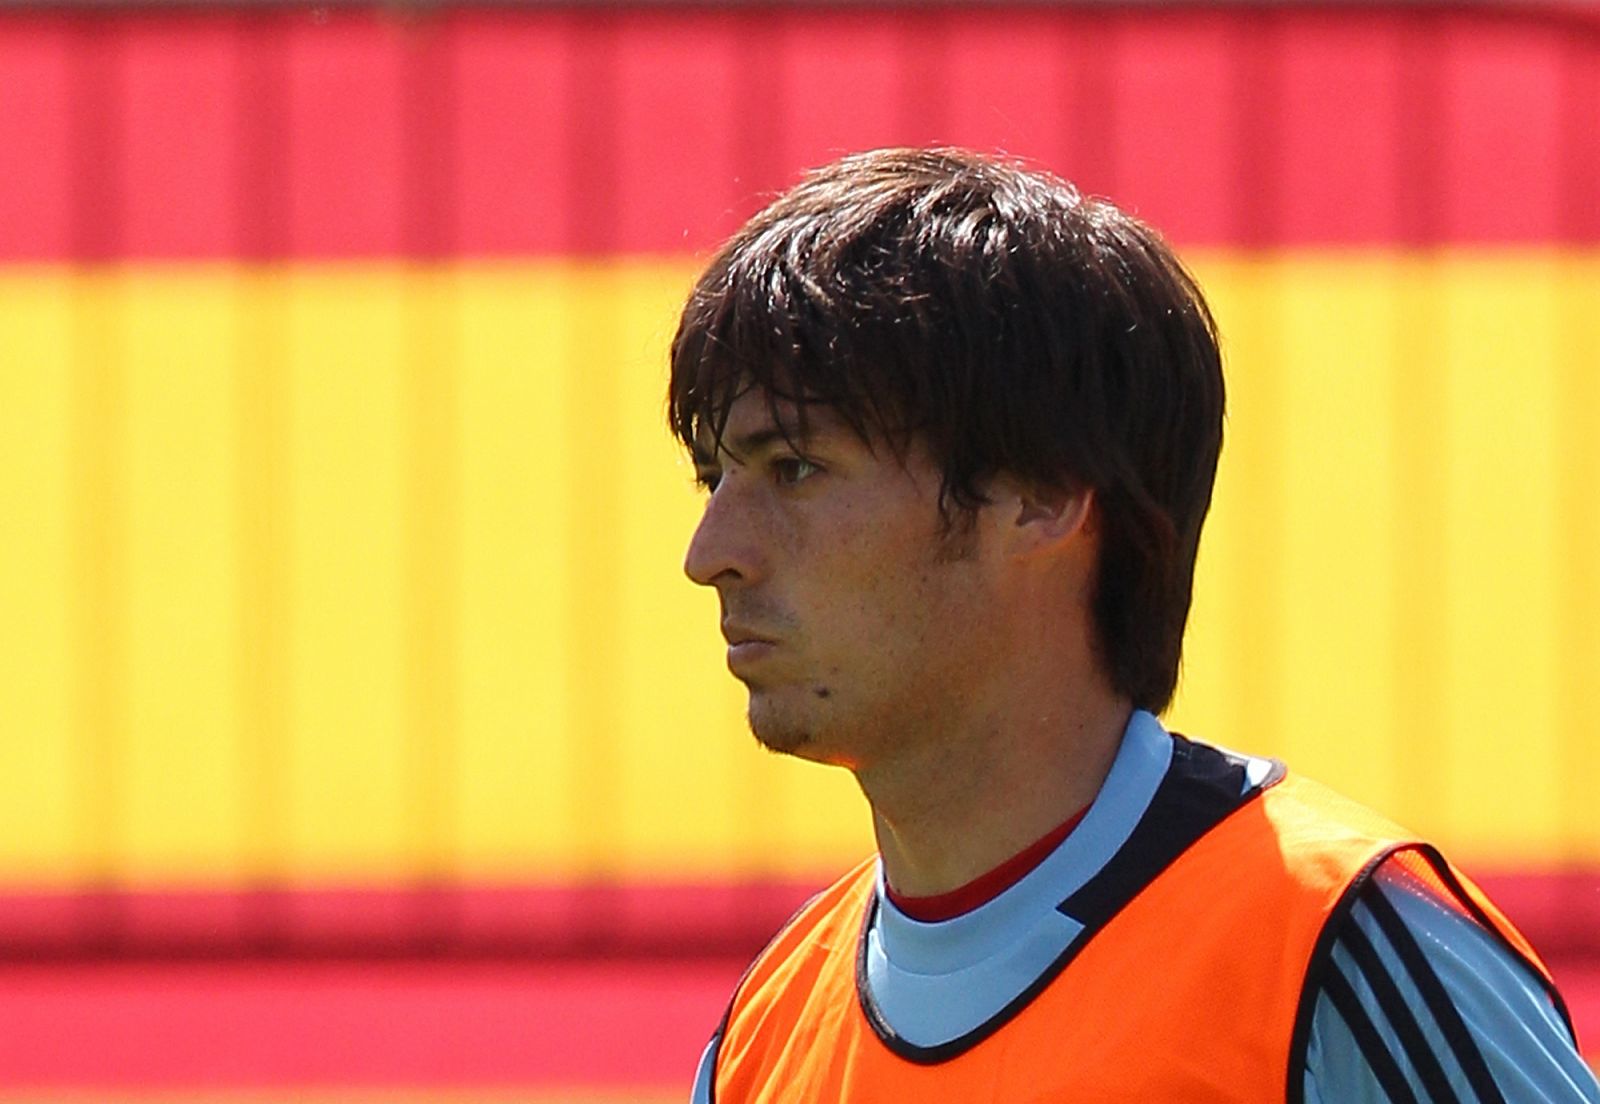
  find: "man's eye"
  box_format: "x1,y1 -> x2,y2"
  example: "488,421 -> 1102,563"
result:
773,457 -> 821,486
694,469 -> 721,493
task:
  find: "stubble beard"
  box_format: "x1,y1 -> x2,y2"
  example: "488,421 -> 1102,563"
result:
746,691 -> 817,757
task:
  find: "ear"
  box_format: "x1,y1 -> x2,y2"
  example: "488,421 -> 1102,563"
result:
1013,483 -> 1096,550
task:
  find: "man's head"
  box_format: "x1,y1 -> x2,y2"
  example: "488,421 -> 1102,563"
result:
670,148 -> 1224,760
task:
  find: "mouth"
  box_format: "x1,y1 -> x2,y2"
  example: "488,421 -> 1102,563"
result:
727,639 -> 778,666
721,622 -> 776,647
722,626 -> 779,671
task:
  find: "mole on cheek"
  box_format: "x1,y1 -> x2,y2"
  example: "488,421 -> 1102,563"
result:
813,687 -> 832,699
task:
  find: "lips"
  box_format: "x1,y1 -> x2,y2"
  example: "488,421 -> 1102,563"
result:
726,642 -> 779,680
721,624 -> 777,648
722,625 -> 779,671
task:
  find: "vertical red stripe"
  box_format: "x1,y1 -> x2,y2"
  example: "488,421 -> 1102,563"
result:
778,10 -> 907,178
1063,8 -> 1121,202
0,16 -> 74,259
1108,9 -> 1239,245
402,12 -> 456,261
941,9 -> 1077,175
1276,10 -> 1408,244
564,9 -> 620,255
1441,15 -> 1567,243
1230,7 -> 1286,247
70,12 -> 120,261
612,9 -> 746,254
119,14 -> 241,259
896,7 -> 952,148
730,7 -> 790,213
284,8 -> 407,257
1559,26 -> 1600,241
237,11 -> 290,262
452,9 -> 572,256
1397,9 -> 1449,246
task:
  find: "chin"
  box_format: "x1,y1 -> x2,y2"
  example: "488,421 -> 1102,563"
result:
748,707 -> 814,756
746,689 -> 830,758
747,693 -> 863,767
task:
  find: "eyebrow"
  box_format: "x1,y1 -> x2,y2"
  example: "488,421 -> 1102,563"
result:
693,417 -> 834,467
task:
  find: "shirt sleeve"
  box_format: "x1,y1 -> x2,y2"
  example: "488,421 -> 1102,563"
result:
690,1029 -> 720,1104
1303,859 -> 1599,1103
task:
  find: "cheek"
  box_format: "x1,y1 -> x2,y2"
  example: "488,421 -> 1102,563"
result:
820,556 -> 973,671
793,495 -> 978,675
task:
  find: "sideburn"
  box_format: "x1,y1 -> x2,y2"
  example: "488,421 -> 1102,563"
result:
932,508 -> 981,565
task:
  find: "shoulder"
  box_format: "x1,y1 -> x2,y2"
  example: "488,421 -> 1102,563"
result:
736,855 -> 878,995
688,857 -> 879,1104
1300,855 -> 1598,1103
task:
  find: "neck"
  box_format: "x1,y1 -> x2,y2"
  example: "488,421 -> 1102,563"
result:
861,683 -> 1132,899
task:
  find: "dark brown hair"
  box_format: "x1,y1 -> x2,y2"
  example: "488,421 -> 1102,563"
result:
668,148 -> 1224,714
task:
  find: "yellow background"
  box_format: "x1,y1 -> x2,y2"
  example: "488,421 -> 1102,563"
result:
2,251 -> 1596,890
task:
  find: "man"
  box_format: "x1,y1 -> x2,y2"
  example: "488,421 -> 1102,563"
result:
670,148 -> 1597,1102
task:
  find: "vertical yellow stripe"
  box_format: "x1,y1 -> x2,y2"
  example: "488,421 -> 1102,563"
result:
121,271 -> 244,880
284,268 -> 408,880
1437,256 -> 1562,860
71,270 -> 125,887
1557,255 -> 1600,862
1166,254 -> 1238,748
236,268 -> 291,887
611,262 -> 745,877
403,265 -> 460,887
1389,253 -> 1449,841
1275,256 -> 1400,815
0,273 -> 77,882
766,733 -> 874,879
1190,256 -> 1288,754
454,265 -> 578,879
565,263 -> 625,880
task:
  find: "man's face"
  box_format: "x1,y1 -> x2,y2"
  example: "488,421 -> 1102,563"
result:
685,390 -> 998,769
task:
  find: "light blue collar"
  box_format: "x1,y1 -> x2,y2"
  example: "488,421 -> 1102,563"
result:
863,710 -> 1176,1046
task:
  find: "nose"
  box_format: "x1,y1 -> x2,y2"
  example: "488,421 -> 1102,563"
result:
684,478 -> 763,589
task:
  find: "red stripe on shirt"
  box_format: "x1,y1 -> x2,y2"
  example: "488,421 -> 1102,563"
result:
887,807 -> 1089,923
